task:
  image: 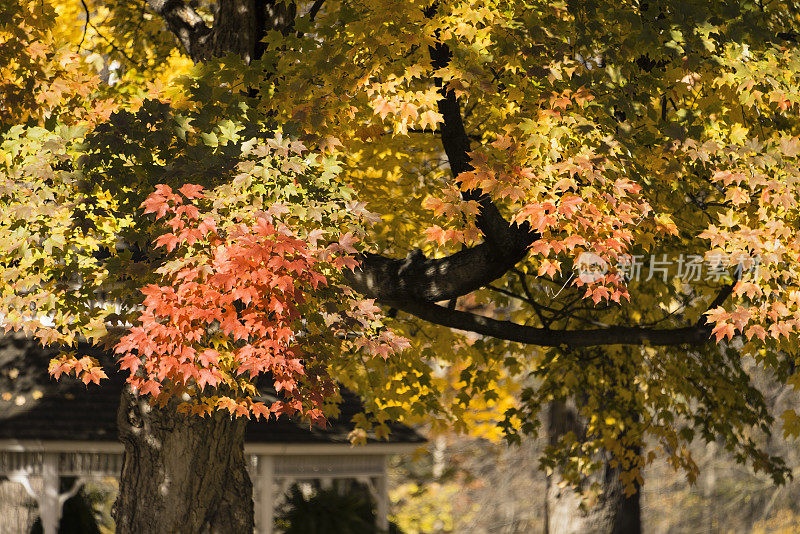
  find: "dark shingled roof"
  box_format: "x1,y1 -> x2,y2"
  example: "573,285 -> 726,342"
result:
0,334 -> 423,445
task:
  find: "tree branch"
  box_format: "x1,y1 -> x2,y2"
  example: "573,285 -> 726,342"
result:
344,39 -> 536,306
146,0 -> 212,61
78,0 -> 90,53
345,243 -> 531,304
428,41 -> 535,251
381,276 -> 738,347
308,0 -> 326,22
392,300 -> 712,347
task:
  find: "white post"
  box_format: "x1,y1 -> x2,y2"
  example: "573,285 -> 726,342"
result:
39,453 -> 60,534
257,455 -> 275,534
376,456 -> 389,533
7,455 -> 85,534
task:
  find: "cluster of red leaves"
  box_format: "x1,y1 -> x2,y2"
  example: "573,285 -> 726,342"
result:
112,183 -> 337,422
49,354 -> 108,385
423,135 -> 652,304
47,174 -> 412,422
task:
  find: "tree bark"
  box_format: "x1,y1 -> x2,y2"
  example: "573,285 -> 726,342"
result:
112,387 -> 254,534
112,3 -> 281,532
545,402 -> 641,534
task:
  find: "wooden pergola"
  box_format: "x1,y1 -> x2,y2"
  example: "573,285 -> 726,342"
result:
0,334 -> 423,534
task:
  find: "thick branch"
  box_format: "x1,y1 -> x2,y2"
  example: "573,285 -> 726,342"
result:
345,39 -> 538,305
150,0 -> 295,62
345,243 -> 530,303
213,0 -> 260,61
393,300 -> 713,347
355,35 -> 737,348
146,0 -> 212,61
429,41 -> 535,251
308,0 -> 326,22
383,279 -> 738,348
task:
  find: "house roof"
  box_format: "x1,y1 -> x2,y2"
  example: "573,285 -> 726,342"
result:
0,334 -> 424,446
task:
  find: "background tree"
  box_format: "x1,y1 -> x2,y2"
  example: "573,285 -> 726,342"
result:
5,1 -> 800,533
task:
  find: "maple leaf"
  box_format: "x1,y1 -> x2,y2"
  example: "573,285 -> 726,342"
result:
711,322 -> 736,342
85,366 -> 108,385
553,178 -> 578,192
558,196 -> 584,216
458,171 -> 482,191
307,228 -> 326,247
154,233 -> 180,252
336,232 -> 359,254
779,136 -> 800,157
232,403 -> 249,418
49,360 -> 67,380
423,225 -> 448,246
422,196 -> 445,214
217,396 -> 239,414
190,404 -> 212,418
138,380 -> 162,397
250,402 -> 271,420
372,97 -> 396,120
734,281 -> 761,299
769,322 -> 793,339
419,109 -> 443,131
399,102 -> 419,121
745,324 -> 768,341
529,240 -> 552,255
549,94 -> 572,110
369,343 -> 392,359
538,259 -> 561,278
197,217 -> 217,236
590,286 -> 610,305
492,135 -> 513,150
705,307 -> 730,324
562,235 -> 586,250
197,368 -> 221,390
197,349 -> 220,367
717,211 -> 739,228
26,41 -> 48,61
318,136 -> 343,152
729,307 -> 751,330
725,188 -> 750,206
178,183 -> 205,200
141,194 -> 171,219
267,202 -> 290,218
289,140 -> 306,154
355,299 -> 382,317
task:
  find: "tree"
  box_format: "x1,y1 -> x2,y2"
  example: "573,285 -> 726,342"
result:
4,0 -> 800,532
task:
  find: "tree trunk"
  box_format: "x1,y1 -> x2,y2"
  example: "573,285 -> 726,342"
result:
545,402 -> 641,534
112,387 -> 254,534
111,3 -> 292,532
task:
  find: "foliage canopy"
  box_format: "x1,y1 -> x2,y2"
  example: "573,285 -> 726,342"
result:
4,0 -> 800,494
